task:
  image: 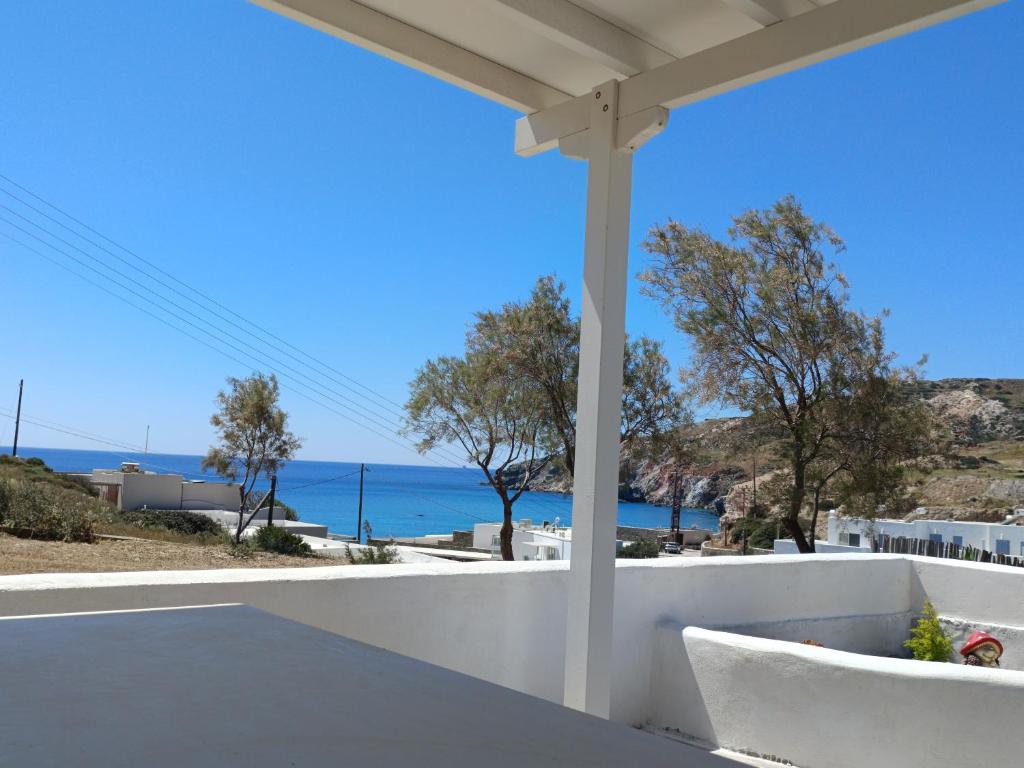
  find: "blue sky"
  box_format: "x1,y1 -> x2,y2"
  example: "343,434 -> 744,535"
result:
1,0 -> 1021,463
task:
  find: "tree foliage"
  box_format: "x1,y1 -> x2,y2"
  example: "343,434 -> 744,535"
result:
202,373 -> 301,543
640,196 -> 931,552
473,276 -> 687,478
615,538 -> 660,559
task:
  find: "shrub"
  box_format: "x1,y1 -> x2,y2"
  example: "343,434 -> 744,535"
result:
273,499 -> 300,522
729,516 -> 782,550
347,521 -> 400,564
0,479 -> 96,542
120,509 -> 223,537
617,538 -> 660,559
253,524 -> 313,557
905,600 -> 954,662
0,456 -> 99,496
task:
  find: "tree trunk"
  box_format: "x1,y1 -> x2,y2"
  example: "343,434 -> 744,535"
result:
808,487 -> 824,554
561,435 -> 575,479
787,461 -> 813,553
235,485 -> 246,544
500,500 -> 515,561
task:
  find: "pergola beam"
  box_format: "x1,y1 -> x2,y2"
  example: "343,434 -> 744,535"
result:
516,0 -> 1001,155
251,0 -> 571,112
485,0 -> 674,77
719,0 -> 819,27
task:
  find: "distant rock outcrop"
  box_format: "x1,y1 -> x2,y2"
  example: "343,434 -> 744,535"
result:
504,378 -> 1024,517
925,387 -> 1022,444
629,459 -> 745,508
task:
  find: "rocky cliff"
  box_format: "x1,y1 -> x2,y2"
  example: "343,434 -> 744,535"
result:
510,378 -> 1024,520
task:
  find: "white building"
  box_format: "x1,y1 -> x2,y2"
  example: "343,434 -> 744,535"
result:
830,511 -> 1024,556
89,463 -> 241,512
775,510 -> 1024,556
473,520 -> 575,561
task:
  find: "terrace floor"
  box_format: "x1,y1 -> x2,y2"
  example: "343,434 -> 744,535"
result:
0,603 -> 736,767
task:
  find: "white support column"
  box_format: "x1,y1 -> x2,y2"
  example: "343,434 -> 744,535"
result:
563,79 -> 632,718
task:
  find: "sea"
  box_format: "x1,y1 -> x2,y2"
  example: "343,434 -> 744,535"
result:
3,446 -> 720,539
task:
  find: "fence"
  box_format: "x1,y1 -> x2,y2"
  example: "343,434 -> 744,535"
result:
874,534 -> 1024,568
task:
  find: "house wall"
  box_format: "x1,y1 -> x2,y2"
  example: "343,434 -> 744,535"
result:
0,555 -> 1021,739
830,513 -> 1024,555
472,523 -> 502,550
89,471 -> 240,512
120,473 -> 184,511
180,481 -> 240,511
773,539 -> 871,555
652,625 -> 1024,768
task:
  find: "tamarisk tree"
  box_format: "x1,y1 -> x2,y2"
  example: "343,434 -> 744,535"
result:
404,339 -> 550,561
640,195 -> 927,552
202,373 -> 301,544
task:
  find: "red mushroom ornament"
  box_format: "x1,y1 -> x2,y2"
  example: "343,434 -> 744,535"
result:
960,631 -> 1003,667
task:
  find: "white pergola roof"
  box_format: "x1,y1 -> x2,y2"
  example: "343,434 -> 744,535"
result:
255,0 -> 998,149
252,0 -> 1001,722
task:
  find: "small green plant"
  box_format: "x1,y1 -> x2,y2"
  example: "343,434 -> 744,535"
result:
904,600 -> 954,662
347,521 -> 400,564
616,539 -> 660,559
253,524 -> 313,557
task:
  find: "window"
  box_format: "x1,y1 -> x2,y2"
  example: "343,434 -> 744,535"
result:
1020,542 -> 1024,557
996,540 -> 1010,556
953,536 -> 963,547
929,533 -> 943,544
847,533 -> 861,547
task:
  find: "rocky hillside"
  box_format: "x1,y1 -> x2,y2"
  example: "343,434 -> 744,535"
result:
513,378 -> 1024,521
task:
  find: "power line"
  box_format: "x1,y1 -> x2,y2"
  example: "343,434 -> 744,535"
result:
0,208 -> 419,441
0,174 -> 408,418
0,402 -> 567,523
0,210 -> 495,476
0,230 -> 442,465
0,229 -> 569,515
277,468 -> 362,492
0,409 -> 145,453
0,178 -> 566,483
0,178 -> 570,518
371,478 -> 491,523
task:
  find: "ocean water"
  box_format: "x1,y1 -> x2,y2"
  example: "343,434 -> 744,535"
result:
4,446 -> 719,539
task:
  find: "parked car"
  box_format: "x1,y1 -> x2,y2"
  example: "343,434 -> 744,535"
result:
662,542 -> 681,554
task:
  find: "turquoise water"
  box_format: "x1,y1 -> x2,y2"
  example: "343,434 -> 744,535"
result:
4,446 -> 720,539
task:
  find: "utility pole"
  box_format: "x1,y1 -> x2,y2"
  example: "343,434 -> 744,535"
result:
741,487 -> 748,556
357,463 -> 366,543
266,475 -> 277,528
12,379 -> 23,457
144,425 -> 150,455
670,472 -> 682,543
751,449 -> 757,515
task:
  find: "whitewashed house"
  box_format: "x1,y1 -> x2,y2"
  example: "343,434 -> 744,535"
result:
473,520 -> 576,561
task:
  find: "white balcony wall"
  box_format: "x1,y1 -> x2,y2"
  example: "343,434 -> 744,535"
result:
653,625 -> 1024,768
1,555 -> 1022,732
